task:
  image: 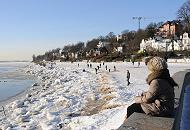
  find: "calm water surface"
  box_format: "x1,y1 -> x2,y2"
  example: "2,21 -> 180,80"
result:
0,62 -> 35,101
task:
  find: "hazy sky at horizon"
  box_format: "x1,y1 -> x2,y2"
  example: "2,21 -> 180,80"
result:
0,0 -> 186,61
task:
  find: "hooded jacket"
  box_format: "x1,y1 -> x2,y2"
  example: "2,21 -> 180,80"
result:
135,69 -> 176,116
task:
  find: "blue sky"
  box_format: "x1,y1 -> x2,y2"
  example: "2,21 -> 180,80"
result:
0,0 -> 187,61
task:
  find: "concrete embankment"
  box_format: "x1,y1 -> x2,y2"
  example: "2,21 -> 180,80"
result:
118,69 -> 190,130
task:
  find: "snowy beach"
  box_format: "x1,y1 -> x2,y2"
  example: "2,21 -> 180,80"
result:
0,61 -> 189,130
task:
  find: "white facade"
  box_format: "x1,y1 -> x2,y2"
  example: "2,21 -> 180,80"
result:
75,53 -> 78,59
97,41 -> 104,48
181,32 -> 190,50
71,53 -> 75,58
167,40 -> 182,51
97,41 -> 110,48
117,35 -> 122,42
86,52 -> 89,57
140,32 -> 190,52
152,41 -> 167,52
140,39 -> 153,51
59,49 -> 62,55
117,47 -> 123,53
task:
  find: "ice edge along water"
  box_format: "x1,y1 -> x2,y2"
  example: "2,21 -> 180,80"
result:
0,61 -> 189,130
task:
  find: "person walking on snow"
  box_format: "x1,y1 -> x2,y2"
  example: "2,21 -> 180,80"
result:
138,61 -> 140,67
132,60 -> 134,66
126,57 -> 177,118
126,70 -> 130,86
114,66 -> 116,71
95,68 -> 98,74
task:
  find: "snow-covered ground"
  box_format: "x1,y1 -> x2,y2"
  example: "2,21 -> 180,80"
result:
0,61 -> 189,130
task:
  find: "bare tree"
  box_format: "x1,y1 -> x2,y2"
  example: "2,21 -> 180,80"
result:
177,1 -> 190,32
146,22 -> 157,38
106,32 -> 116,43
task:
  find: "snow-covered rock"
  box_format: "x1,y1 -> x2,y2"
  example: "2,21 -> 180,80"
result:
11,100 -> 24,109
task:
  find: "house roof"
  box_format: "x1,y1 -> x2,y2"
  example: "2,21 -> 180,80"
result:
159,20 -> 181,28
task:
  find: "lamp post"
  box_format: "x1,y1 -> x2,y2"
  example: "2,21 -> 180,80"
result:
132,17 -> 143,31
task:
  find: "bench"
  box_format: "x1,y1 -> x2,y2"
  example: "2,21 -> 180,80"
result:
118,70 -> 190,130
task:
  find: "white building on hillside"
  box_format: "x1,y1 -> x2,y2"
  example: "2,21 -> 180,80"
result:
140,39 -> 153,51
140,38 -> 170,52
167,40 -> 182,51
117,35 -> 122,42
140,32 -> 190,52
181,32 -> 190,50
97,41 -> 110,48
117,46 -> 123,53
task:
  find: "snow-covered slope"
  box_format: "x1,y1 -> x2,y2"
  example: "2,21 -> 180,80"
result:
0,61 -> 189,130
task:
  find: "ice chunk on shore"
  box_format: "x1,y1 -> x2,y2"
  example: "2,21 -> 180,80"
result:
13,108 -> 27,116
11,100 -> 24,109
55,96 -> 70,107
40,122 -> 57,130
53,79 -> 61,85
46,112 -> 59,122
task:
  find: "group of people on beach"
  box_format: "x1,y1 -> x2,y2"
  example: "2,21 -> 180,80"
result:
78,62 -> 119,74
131,60 -> 141,67
94,62 -> 115,74
78,61 -> 132,86
77,56 -> 177,119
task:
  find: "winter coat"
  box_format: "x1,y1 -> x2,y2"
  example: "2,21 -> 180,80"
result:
127,72 -> 130,79
135,69 -> 177,117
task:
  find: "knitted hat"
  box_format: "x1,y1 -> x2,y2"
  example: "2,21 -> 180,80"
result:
144,56 -> 153,65
147,57 -> 168,72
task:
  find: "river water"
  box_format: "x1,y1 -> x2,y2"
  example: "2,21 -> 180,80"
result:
0,62 -> 35,101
